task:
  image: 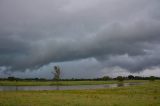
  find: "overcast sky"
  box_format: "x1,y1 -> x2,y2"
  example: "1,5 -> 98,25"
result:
0,0 -> 160,79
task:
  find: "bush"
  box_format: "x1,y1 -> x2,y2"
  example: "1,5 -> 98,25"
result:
116,76 -> 124,82
128,75 -> 134,80
149,76 -> 155,81
102,76 -> 111,80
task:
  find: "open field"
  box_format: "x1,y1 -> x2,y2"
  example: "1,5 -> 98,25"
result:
0,80 -> 145,86
0,80 -> 160,106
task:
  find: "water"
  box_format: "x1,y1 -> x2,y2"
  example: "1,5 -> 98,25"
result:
0,82 -> 143,91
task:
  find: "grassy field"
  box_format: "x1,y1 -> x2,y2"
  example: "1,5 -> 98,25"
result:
0,80 -> 159,106
0,80 -> 145,86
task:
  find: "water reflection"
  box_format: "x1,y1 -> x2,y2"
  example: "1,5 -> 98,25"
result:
117,83 -> 124,87
0,82 -> 143,91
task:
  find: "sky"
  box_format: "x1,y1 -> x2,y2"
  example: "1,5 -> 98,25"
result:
0,0 -> 160,79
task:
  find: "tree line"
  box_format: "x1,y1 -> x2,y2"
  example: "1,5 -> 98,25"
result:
0,75 -> 159,81
0,66 -> 159,81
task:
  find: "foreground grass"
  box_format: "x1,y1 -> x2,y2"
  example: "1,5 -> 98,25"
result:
0,80 -> 145,86
0,80 -> 160,106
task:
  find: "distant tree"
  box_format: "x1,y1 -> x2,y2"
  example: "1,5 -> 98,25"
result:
149,76 -> 155,81
102,76 -> 111,80
53,66 -> 61,81
116,76 -> 124,82
134,76 -> 142,80
34,78 -> 39,80
8,77 -> 17,81
128,75 -> 134,80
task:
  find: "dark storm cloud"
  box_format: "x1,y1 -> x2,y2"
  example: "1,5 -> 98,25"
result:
98,46 -> 160,72
0,0 -> 160,73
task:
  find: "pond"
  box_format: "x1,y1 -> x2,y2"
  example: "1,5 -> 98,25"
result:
0,82 -> 143,91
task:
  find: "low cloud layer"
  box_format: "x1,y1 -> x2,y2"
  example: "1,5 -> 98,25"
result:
0,0 -> 160,78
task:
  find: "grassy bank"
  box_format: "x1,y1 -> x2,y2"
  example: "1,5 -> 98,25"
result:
0,80 -> 145,86
0,80 -> 159,106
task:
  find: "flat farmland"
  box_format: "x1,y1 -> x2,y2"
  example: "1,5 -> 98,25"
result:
0,80 -> 159,106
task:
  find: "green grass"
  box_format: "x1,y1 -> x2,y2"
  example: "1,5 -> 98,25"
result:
0,80 -> 145,86
0,80 -> 160,106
